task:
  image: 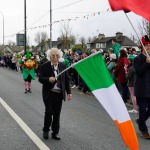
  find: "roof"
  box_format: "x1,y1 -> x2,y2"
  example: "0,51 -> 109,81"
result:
118,36 -> 137,46
0,46 -> 5,51
90,37 -> 114,43
8,45 -> 24,52
88,35 -> 137,46
0,45 -> 24,53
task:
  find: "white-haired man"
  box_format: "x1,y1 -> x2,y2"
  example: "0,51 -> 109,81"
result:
39,48 -> 72,140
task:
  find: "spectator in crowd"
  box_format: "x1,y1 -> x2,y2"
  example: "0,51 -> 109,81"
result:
16,54 -> 22,72
107,52 -> 117,86
11,54 -> 17,71
126,55 -> 138,113
91,49 -> 97,54
79,52 -> 90,94
112,38 -> 120,59
71,51 -> 82,89
114,49 -> 129,103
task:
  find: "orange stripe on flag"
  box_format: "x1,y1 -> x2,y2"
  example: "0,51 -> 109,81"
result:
114,120 -> 138,150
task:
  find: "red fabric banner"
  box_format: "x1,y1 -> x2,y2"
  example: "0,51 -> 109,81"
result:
108,0 -> 150,22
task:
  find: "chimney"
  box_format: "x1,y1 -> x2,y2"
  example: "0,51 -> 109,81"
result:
93,36 -> 97,40
98,34 -> 105,40
116,32 -> 123,39
57,37 -> 61,41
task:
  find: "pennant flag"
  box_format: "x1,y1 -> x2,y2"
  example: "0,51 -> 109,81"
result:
108,0 -> 150,22
74,53 -> 138,150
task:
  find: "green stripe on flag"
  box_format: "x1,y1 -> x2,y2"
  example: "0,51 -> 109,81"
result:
74,53 -> 114,91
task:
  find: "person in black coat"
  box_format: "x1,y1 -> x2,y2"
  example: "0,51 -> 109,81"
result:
39,48 -> 72,140
134,36 -> 150,139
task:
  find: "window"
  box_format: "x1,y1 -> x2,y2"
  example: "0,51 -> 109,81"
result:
101,43 -> 106,48
96,43 -> 100,48
87,44 -> 91,48
96,43 -> 106,48
52,45 -> 57,48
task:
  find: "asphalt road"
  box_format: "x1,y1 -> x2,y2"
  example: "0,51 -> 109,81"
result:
0,67 -> 150,150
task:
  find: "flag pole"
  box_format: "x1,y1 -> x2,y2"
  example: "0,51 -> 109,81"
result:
57,50 -> 102,78
124,12 -> 149,57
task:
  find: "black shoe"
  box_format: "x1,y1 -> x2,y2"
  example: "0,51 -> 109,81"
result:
24,89 -> 28,94
43,131 -> 49,140
51,133 -> 61,140
135,118 -> 142,132
28,88 -> 32,93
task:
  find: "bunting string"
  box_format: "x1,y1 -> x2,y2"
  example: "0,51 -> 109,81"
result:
5,9 -> 111,38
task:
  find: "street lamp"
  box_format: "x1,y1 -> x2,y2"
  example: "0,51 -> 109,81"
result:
24,0 -> 27,54
50,0 -> 52,49
0,10 -> 4,45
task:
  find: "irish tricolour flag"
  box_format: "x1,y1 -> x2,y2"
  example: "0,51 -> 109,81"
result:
74,52 -> 138,150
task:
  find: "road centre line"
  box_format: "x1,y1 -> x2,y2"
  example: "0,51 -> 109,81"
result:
0,97 -> 50,150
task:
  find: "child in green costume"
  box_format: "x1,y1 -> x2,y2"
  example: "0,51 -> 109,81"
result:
20,51 -> 37,93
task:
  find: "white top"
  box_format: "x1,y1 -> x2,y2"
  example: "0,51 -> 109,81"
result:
51,63 -> 60,90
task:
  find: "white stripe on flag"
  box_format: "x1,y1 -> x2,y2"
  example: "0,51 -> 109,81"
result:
92,84 -> 130,123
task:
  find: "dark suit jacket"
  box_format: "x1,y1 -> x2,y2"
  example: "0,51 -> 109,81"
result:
134,53 -> 150,97
38,61 -> 71,101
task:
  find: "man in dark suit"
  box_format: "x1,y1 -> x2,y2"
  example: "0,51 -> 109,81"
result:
39,48 -> 72,140
134,37 -> 150,139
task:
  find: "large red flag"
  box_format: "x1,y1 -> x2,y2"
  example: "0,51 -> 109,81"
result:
108,0 -> 150,22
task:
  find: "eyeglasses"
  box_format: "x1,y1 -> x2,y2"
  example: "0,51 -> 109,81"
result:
51,54 -> 59,58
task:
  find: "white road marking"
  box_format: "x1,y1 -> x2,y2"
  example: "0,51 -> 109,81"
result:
0,97 -> 50,150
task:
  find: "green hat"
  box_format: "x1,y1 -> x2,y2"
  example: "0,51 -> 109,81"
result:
128,55 -> 135,61
108,48 -> 113,51
26,51 -> 32,59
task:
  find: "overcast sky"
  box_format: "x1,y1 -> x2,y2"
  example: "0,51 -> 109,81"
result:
0,0 -> 143,46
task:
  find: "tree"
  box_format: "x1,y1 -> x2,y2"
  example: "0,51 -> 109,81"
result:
34,31 -> 48,51
59,21 -> 76,50
72,45 -> 82,53
138,19 -> 150,38
7,40 -> 16,46
87,36 -> 92,43
79,36 -> 86,49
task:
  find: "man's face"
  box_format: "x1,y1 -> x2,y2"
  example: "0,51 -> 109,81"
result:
145,44 -> 150,52
50,50 -> 60,65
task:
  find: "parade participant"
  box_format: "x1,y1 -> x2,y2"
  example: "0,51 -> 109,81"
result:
20,51 -> 38,93
134,35 -> 150,139
39,48 -> 72,140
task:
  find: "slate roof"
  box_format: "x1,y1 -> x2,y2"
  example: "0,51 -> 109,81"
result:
0,45 -> 24,53
88,36 -> 137,46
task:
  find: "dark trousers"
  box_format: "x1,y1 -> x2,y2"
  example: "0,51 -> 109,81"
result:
82,79 -> 90,93
136,97 -> 150,132
24,75 -> 32,83
120,82 -> 129,103
43,91 -> 63,134
72,69 -> 78,86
